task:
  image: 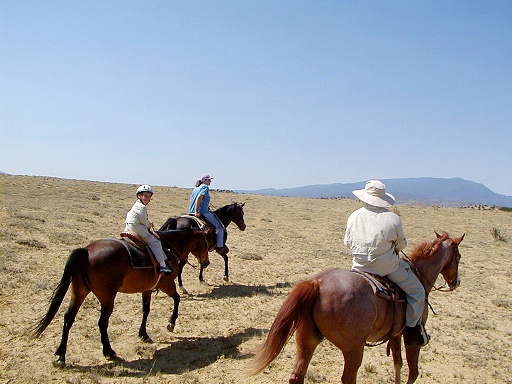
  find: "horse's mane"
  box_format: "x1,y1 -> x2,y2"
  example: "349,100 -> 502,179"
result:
410,232 -> 450,260
216,202 -> 236,210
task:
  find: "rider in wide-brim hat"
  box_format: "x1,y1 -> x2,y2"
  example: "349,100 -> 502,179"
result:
344,180 -> 429,346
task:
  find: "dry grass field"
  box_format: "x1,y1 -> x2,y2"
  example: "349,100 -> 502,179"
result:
1,174 -> 511,384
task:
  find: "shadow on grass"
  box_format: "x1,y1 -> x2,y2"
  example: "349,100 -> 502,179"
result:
66,327 -> 265,378
194,281 -> 294,299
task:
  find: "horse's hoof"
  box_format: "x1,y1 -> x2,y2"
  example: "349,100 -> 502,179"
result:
104,352 -> 118,361
139,335 -> 153,343
223,275 -> 229,282
167,323 -> 175,332
179,287 -> 189,295
53,358 -> 66,368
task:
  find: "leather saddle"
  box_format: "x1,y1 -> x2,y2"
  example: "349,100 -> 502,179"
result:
119,232 -> 158,269
351,269 -> 406,303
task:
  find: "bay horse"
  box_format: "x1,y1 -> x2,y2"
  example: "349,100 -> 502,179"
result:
251,231 -> 464,384
159,202 -> 246,292
31,229 -> 209,368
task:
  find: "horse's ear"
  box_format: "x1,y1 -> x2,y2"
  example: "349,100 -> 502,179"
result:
454,233 -> 465,245
434,230 -> 442,238
241,202 -> 245,207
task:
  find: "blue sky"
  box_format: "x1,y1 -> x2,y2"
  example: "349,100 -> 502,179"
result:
1,1 -> 511,195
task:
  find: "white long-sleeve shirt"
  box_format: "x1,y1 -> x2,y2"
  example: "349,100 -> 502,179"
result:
125,200 -> 152,240
344,204 -> 407,275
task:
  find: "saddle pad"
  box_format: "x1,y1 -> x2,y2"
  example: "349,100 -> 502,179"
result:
351,270 -> 405,302
113,238 -> 153,269
180,215 -> 207,229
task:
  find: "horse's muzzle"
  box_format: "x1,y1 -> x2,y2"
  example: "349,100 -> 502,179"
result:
448,277 -> 461,290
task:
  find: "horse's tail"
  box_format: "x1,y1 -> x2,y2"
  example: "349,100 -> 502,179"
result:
30,247 -> 89,338
250,278 -> 320,376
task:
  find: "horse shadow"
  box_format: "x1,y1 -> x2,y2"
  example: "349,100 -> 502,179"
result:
67,327 -> 265,378
194,281 -> 294,299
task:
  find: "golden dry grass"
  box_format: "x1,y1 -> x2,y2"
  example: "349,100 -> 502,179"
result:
1,174 -> 511,383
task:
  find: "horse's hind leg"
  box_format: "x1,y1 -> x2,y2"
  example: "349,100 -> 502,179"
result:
54,282 -> 89,367
98,297 -> 117,359
340,344 -> 365,384
289,316 -> 323,384
138,291 -> 152,342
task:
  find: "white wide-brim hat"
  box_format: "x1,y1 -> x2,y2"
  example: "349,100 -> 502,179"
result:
353,180 -> 396,208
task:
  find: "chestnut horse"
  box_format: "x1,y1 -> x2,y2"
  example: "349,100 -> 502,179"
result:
251,232 -> 464,384
159,202 -> 246,292
31,229 -> 209,368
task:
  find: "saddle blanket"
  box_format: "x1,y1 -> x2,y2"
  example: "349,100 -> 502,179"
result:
112,236 -> 154,269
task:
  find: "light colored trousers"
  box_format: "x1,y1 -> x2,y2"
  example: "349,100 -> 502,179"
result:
202,211 -> 225,248
353,254 -> 425,327
144,234 -> 167,266
385,259 -> 426,327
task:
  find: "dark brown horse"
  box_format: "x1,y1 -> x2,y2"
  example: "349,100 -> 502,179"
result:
159,202 -> 246,292
251,232 -> 464,384
31,229 -> 209,368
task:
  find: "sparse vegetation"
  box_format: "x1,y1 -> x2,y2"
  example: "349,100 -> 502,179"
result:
1,174 -> 511,384
15,239 -> 47,249
364,363 -> 377,374
490,228 -> 508,242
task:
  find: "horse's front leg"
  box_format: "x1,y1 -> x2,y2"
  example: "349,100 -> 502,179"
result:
138,291 -> 152,342
404,344 -> 421,384
177,259 -> 188,294
221,253 -> 229,282
98,299 -> 117,360
199,265 -> 205,283
387,336 -> 403,384
166,285 -> 180,332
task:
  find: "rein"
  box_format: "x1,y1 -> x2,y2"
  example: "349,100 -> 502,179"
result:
155,231 -> 182,260
401,251 -> 452,293
401,251 -> 438,316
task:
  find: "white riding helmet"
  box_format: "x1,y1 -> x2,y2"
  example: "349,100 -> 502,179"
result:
136,185 -> 153,196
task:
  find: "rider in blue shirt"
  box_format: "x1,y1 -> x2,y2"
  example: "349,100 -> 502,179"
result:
189,174 -> 228,255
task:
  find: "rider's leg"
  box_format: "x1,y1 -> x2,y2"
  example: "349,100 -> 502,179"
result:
386,259 -> 428,345
145,234 -> 173,273
202,212 -> 225,249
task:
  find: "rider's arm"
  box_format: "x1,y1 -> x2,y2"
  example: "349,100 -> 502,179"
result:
195,195 -> 204,216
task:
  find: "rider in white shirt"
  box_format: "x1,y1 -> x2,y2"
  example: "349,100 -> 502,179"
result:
344,180 -> 428,346
125,185 -> 173,274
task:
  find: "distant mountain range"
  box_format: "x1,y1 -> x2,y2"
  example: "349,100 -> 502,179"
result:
237,178 -> 512,207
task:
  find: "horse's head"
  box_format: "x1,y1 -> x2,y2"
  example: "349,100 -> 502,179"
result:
231,202 -> 246,231
436,231 -> 465,291
158,228 -> 210,267
217,202 -> 246,231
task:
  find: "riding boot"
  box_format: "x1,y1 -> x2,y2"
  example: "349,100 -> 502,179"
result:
404,324 -> 430,346
215,245 -> 229,256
